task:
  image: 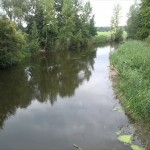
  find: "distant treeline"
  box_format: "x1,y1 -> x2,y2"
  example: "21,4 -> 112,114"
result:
96,26 -> 126,32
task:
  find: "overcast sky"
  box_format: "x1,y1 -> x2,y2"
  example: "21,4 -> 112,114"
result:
84,0 -> 136,27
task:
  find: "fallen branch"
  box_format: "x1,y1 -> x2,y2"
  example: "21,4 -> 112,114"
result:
73,144 -> 83,150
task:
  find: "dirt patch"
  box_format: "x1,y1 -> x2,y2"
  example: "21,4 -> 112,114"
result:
109,65 -> 118,78
109,65 -> 122,99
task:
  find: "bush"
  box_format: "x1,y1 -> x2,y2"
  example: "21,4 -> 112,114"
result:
0,17 -> 26,68
111,28 -> 123,42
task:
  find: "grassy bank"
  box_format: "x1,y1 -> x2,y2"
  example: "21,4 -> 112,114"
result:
110,40 -> 150,127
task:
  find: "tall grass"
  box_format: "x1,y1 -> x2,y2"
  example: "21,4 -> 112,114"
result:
110,40 -> 150,127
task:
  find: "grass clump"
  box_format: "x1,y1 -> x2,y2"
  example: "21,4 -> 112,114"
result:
110,40 -> 150,127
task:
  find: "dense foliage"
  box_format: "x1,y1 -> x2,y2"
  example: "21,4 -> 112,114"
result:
138,0 -> 150,39
1,0 -> 96,50
0,17 -> 26,68
127,0 -> 150,40
127,4 -> 140,39
110,40 -> 150,126
0,0 -> 96,68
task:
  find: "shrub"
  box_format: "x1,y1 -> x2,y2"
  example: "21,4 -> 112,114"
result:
0,17 -> 26,68
112,28 -> 123,42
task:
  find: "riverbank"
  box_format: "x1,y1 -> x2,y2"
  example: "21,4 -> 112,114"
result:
110,40 -> 150,131
94,31 -> 127,44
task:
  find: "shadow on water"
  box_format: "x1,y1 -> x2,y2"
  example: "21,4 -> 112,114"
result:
0,48 -> 96,129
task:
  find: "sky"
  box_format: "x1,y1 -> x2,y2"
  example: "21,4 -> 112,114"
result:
84,0 -> 136,27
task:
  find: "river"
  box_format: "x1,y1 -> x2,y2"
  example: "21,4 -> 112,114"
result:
0,45 -> 145,150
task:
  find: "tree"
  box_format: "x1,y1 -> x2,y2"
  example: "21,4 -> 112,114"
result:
0,17 -> 26,68
26,0 -> 57,50
127,0 -> 150,40
1,0 -> 96,53
138,0 -> 150,39
54,0 -> 63,29
57,0 -> 78,48
42,0 -> 58,50
27,21 -> 40,54
80,1 -> 96,45
1,0 -> 29,27
127,3 -> 140,39
110,4 -> 123,42
89,15 -> 97,37
111,4 -> 121,33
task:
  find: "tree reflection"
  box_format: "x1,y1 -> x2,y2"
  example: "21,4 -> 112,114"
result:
0,48 -> 96,128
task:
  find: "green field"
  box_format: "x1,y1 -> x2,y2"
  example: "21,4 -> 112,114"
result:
110,40 -> 150,128
94,31 -> 127,44
94,32 -> 111,44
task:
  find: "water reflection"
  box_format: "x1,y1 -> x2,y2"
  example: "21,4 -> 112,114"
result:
0,48 -> 96,128
0,45 -> 136,150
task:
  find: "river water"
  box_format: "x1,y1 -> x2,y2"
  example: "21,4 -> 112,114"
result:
0,45 -> 144,150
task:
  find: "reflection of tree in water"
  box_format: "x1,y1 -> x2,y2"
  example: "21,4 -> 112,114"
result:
0,67 -> 33,128
0,48 -> 96,128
